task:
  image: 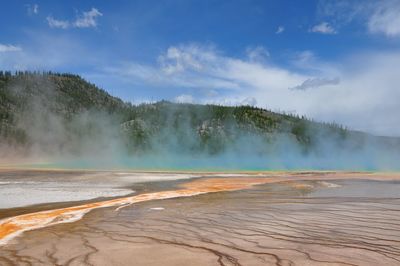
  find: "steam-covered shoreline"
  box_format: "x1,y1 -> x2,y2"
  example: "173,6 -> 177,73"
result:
2,72 -> 400,171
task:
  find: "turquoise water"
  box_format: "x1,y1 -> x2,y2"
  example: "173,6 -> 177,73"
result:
18,154 -> 385,172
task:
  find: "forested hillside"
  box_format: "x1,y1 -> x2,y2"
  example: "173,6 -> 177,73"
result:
0,71 -> 398,169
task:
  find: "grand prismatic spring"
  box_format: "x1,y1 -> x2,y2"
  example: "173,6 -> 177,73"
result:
2,1 -> 400,265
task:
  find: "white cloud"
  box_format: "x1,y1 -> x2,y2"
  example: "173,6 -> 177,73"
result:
368,1 -> 400,36
46,8 -> 102,29
276,26 -> 285,34
26,4 -> 39,15
246,46 -> 269,62
0,33 -> 91,71
289,77 -> 340,91
137,44 -> 304,93
158,44 -> 216,75
0,44 -> 22,52
174,94 -> 194,104
47,16 -> 70,29
310,22 -> 337,34
318,0 -> 400,37
73,8 -> 103,28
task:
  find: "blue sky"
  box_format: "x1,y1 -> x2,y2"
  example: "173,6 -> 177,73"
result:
1,0 -> 400,136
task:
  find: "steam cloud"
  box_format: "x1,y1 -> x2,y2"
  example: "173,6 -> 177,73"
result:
1,75 -> 399,171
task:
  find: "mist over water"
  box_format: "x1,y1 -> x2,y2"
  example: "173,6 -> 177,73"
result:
1,74 -> 400,171
15,121 -> 400,172
34,144 -> 400,171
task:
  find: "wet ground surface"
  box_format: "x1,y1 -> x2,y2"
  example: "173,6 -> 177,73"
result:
0,169 -> 201,213
1,172 -> 400,266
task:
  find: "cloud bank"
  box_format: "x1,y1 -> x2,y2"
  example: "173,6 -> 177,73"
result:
47,8 -> 102,29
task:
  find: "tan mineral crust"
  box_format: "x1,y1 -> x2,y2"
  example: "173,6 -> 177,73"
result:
1,170 -> 400,265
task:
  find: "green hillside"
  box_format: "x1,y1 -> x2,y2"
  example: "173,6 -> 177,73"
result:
0,72 -> 350,151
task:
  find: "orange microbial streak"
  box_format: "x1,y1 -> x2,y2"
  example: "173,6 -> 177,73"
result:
1,173 -> 400,246
0,177 -> 276,246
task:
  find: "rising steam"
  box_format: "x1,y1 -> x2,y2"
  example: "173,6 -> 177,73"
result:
1,73 -> 399,171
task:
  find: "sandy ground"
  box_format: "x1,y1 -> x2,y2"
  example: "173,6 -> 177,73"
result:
0,171 -> 400,265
